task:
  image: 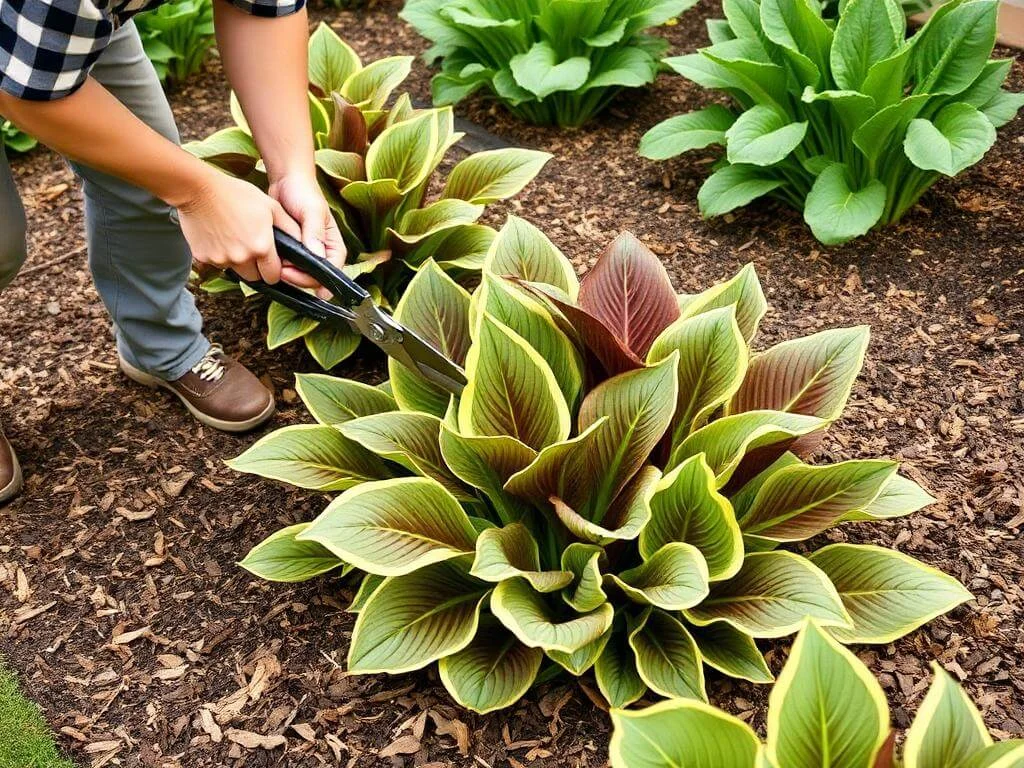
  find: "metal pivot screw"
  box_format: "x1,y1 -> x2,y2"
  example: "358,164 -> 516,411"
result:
368,323 -> 386,342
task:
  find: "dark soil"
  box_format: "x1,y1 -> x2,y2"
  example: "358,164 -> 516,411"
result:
1,1 -> 1022,766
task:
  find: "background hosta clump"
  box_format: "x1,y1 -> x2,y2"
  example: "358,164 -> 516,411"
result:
135,0 -> 216,84
186,24 -> 550,368
640,0 -> 1024,245
611,620 -> 1019,768
401,0 -> 698,128
231,216 -> 969,713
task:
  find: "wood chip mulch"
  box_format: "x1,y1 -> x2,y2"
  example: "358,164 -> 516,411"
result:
1,1 -> 1022,765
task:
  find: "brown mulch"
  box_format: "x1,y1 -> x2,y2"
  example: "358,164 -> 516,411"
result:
1,1 -> 1023,765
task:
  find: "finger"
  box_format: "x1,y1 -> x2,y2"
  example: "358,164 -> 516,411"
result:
233,260 -> 261,283
300,209 -> 328,260
281,264 -> 319,288
324,218 -> 348,269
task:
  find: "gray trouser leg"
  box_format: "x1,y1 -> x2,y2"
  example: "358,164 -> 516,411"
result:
0,141 -> 28,290
70,21 -> 209,380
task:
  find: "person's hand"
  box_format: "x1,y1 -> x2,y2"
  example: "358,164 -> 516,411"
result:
269,172 -> 347,295
177,170 -> 300,284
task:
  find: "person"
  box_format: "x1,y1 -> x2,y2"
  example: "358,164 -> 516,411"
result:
0,0 -> 347,505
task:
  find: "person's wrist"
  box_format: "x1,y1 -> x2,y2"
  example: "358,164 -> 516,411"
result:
266,158 -> 317,189
165,159 -> 222,212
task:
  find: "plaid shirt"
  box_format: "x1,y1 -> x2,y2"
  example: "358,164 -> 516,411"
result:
0,0 -> 305,101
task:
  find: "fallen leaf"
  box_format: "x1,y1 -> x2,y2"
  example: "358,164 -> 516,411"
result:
378,734 -> 420,758
225,728 -> 286,750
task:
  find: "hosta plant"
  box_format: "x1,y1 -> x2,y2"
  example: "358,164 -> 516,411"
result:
2,120 -> 36,154
185,24 -> 550,368
611,620 -> 1018,768
135,0 -> 216,84
401,0 -> 698,128
231,216 -> 969,713
639,0 -> 1024,245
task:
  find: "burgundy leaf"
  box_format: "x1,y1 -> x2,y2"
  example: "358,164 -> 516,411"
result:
577,232 -> 680,358
519,281 -> 644,377
328,94 -> 369,155
872,731 -> 896,768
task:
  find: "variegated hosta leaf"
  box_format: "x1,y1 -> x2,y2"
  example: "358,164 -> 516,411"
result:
365,110 -> 438,193
389,260 -> 472,417
491,577 -> 614,653
963,742 -> 1024,768
438,423 -> 536,522
647,305 -> 749,446
340,412 -> 472,500
643,454 -> 744,582
577,353 -> 678,517
459,313 -> 571,451
729,326 -> 870,422
470,523 -> 574,592
325,93 -> 368,154
561,543 -> 608,613
438,618 -> 544,714
689,620 -> 774,683
809,544 -> 972,645
483,216 -> 579,301
685,551 -> 851,638
474,273 -> 584,408
267,301 -> 318,349
295,373 -> 396,427
341,178 -> 403,217
678,263 -> 768,344
551,465 -> 660,545
845,473 -> 937,521
227,425 -> 392,491
669,410 -> 827,488
629,608 -> 707,701
904,664 -> 993,768
304,323 -> 361,370
348,558 -> 489,674
239,524 -> 347,583
348,573 -> 384,614
768,621 -> 889,768
391,199 -> 484,245
298,477 -> 478,575
504,417 -> 609,511
576,232 -> 681,359
728,452 -> 803,521
441,148 -> 552,204
738,459 -> 898,542
418,223 -> 496,272
608,543 -> 710,611
596,617 -> 648,709
342,55 -> 415,111
316,148 -> 366,186
183,126 -> 260,176
547,628 -> 611,676
611,699 -> 761,768
307,22 -> 361,96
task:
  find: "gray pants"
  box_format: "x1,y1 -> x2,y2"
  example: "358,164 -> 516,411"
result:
0,22 -> 208,381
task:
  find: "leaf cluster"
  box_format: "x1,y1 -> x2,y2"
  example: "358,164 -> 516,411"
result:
611,620 -> 1018,768
185,24 -> 550,369
230,215 -> 968,713
401,0 -> 698,128
640,0 -> 1024,244
135,0 -> 216,84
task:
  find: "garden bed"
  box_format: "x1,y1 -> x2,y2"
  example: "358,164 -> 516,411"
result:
1,1 -> 1023,765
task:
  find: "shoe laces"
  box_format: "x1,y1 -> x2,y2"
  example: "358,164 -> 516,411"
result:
192,344 -> 227,383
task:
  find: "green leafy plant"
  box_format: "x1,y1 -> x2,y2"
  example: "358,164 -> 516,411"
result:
640,0 -> 1024,245
185,24 -> 550,369
611,619 -> 1019,768
230,216 -> 969,713
401,0 -> 698,128
1,120 -> 36,154
135,0 -> 216,84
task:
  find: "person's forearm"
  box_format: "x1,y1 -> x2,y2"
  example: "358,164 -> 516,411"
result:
215,1 -> 314,183
0,80 -> 215,209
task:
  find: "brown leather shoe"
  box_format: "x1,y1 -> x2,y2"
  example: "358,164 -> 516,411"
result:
0,425 -> 23,505
120,344 -> 275,433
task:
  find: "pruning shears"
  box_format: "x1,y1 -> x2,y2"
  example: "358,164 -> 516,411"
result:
226,228 -> 467,396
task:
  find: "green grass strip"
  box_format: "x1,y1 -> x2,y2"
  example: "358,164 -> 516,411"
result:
0,658 -> 74,768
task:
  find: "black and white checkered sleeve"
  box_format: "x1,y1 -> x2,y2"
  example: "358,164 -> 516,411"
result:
223,0 -> 307,18
0,0 -> 113,101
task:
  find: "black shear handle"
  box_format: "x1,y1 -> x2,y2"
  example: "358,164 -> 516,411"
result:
269,228 -> 369,307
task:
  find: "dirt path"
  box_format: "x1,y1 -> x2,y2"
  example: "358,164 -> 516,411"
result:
1,2 -> 1022,766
